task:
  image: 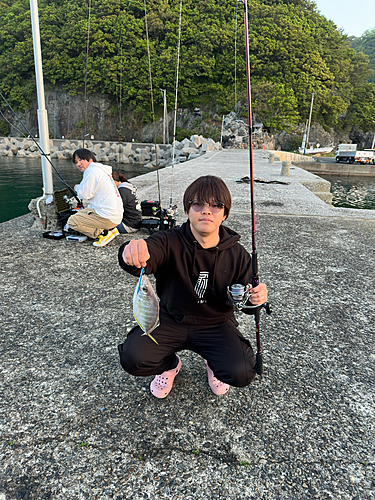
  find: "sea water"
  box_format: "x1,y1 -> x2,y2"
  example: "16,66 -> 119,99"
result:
320,174 -> 375,210
0,156 -> 151,223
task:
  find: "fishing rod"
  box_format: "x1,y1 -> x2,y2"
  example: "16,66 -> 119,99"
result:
228,0 -> 271,376
143,0 -> 161,206
141,0 -> 177,233
170,0 -> 183,208
0,91 -> 82,206
243,0 -> 272,375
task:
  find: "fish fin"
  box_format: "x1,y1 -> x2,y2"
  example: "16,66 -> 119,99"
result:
140,332 -> 158,344
147,320 -> 160,335
147,333 -> 159,345
133,314 -> 146,333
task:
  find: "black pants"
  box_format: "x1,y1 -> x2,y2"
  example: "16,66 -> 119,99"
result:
118,310 -> 256,387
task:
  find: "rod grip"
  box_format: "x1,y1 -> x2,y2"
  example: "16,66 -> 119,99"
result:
256,352 -> 263,376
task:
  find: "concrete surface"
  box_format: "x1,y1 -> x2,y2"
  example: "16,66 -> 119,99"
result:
1,150 -> 375,499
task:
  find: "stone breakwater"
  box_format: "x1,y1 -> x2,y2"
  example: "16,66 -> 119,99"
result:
0,134 -> 222,167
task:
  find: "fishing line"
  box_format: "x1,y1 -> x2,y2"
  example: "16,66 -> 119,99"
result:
234,0 -> 239,122
0,106 -> 25,137
143,0 -> 161,206
0,91 -> 81,205
170,0 -> 183,207
83,0 -> 91,148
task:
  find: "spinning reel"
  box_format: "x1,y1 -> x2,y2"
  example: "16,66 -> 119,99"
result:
227,284 -> 272,315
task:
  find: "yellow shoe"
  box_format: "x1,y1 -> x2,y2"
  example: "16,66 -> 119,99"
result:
93,228 -> 119,247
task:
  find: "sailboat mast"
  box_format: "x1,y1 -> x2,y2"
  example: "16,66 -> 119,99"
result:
29,0 -> 53,201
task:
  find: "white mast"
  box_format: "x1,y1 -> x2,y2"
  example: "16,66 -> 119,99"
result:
30,0 -> 53,202
304,92 -> 315,154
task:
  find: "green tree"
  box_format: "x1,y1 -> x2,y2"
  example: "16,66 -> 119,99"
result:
350,28 -> 375,83
0,0 -> 373,134
345,83 -> 375,131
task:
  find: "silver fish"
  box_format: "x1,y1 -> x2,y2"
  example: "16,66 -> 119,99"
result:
133,269 -> 160,344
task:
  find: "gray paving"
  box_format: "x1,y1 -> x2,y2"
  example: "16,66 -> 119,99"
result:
1,150 -> 374,499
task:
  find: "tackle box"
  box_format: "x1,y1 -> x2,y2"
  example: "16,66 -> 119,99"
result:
141,200 -> 161,217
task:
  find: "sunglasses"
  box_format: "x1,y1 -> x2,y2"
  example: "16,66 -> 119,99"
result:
189,200 -> 225,213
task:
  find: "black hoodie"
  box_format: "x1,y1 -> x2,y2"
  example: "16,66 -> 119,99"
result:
118,221 -> 253,325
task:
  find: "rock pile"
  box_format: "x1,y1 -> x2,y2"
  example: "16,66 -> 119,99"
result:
221,111 -> 273,149
0,134 -> 221,167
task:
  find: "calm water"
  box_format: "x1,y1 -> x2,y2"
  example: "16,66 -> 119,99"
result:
0,157 -> 153,223
320,174 -> 375,210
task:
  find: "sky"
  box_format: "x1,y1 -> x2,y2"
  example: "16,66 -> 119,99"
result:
314,0 -> 375,37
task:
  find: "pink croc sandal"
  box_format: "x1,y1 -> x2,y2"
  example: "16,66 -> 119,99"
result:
204,359 -> 230,396
150,356 -> 181,399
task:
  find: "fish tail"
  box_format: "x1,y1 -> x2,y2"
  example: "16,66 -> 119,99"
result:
147,333 -> 159,345
140,332 -> 159,345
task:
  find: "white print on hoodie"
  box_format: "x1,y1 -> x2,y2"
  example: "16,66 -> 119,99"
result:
194,271 -> 209,302
75,162 -> 123,225
117,181 -> 141,211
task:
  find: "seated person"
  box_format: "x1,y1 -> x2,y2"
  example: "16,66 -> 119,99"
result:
112,172 -> 142,234
66,149 -> 123,247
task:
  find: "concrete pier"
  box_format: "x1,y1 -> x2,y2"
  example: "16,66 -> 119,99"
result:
1,150 -> 374,499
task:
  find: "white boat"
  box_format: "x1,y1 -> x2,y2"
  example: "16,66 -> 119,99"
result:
298,147 -> 334,155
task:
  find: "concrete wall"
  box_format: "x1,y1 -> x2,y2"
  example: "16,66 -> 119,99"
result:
293,161 -> 375,177
267,150 -> 315,162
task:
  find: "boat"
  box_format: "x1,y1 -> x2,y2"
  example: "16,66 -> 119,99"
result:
298,147 -> 334,155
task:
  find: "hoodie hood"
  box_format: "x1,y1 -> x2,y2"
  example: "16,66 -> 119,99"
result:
88,162 -> 112,176
118,181 -> 137,195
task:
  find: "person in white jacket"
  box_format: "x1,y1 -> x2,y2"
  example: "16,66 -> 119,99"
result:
66,149 -> 123,247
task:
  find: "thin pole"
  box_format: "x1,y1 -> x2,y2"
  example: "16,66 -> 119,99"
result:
170,0 -> 183,206
119,46 -> 123,127
29,0 -> 53,200
234,0 -> 238,116
305,92 -> 315,154
160,88 -> 166,144
83,0 -> 91,148
243,0 -> 262,375
143,0 -> 161,204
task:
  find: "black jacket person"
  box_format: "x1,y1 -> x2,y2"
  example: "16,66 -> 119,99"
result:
118,175 -> 268,399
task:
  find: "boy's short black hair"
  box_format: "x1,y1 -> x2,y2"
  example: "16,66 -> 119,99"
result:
72,148 -> 96,163
183,175 -> 231,218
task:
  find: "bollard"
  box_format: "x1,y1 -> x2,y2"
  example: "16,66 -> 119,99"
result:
281,160 -> 291,176
268,153 -> 275,164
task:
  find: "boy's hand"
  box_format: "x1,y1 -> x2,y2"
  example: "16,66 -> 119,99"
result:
123,239 -> 150,268
249,283 -> 268,305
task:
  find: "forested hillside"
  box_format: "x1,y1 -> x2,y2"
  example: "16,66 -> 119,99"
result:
0,0 -> 374,136
351,28 -> 375,84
